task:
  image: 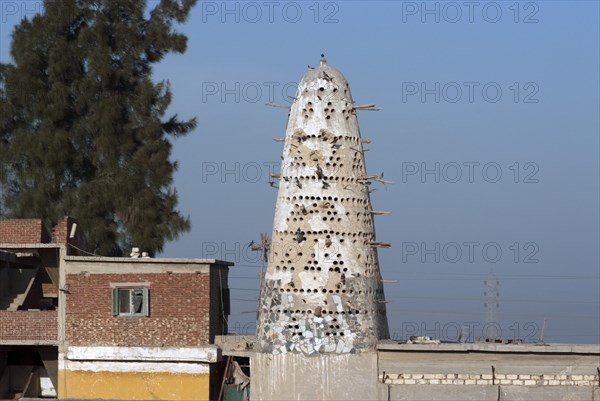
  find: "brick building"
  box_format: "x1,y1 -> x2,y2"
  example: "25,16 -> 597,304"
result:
0,217 -> 233,400
0,218 -> 68,399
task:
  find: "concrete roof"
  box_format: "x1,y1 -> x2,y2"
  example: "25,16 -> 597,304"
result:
0,250 -> 17,263
0,243 -> 61,249
377,341 -> 600,355
63,255 -> 234,266
0,248 -> 46,267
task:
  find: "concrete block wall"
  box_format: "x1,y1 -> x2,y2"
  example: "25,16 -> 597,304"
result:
65,272 -> 212,346
376,343 -> 600,401
251,351 -> 379,401
379,383 -> 600,401
380,372 -> 599,387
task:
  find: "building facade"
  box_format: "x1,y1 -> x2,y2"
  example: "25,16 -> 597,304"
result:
376,341 -> 600,401
217,338 -> 600,401
0,218 -> 67,399
0,217 -> 233,400
59,256 -> 231,400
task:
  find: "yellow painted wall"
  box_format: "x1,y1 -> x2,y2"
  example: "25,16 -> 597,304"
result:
58,369 -> 210,400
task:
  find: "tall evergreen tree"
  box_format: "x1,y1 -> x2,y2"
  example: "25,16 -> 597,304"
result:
0,0 -> 197,255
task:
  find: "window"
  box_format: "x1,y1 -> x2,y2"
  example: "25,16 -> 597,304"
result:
112,287 -> 149,317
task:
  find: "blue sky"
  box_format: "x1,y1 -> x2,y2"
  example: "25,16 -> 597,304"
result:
1,1 -> 599,343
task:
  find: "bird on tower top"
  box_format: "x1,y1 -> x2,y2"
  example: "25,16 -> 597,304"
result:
320,53 -> 327,66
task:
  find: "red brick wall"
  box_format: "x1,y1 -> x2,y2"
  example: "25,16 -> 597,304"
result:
65,273 -> 213,346
42,282 -> 57,297
0,219 -> 51,243
52,216 -> 88,254
51,217 -> 69,244
0,310 -> 58,342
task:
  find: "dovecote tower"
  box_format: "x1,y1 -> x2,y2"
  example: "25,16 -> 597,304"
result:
256,56 -> 390,356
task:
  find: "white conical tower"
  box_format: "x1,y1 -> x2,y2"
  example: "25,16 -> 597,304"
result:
256,56 -> 389,355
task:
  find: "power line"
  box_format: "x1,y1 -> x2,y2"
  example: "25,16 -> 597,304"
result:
386,271 -> 599,278
226,287 -> 597,305
385,295 -> 597,304
543,325 -> 600,331
230,267 -> 599,280
382,308 -> 598,320
384,272 -> 600,280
